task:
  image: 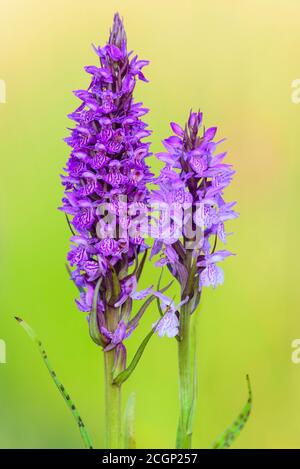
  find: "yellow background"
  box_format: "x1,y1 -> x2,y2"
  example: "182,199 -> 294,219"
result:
0,0 -> 299,448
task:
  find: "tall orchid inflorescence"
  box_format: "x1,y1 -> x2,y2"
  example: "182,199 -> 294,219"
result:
60,14 -> 160,448
150,111 -> 239,448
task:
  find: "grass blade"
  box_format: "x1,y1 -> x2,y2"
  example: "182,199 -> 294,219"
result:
15,316 -> 93,449
211,375 -> 252,449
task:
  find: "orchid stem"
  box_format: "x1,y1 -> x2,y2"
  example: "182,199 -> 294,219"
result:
104,349 -> 122,449
177,302 -> 193,449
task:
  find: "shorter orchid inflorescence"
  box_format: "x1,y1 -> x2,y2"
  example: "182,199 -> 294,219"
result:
151,110 -> 238,299
150,111 -> 243,448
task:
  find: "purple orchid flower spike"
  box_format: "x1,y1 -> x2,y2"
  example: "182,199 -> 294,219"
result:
57,11 -> 245,451
151,110 -> 239,449
60,13 -> 160,450
61,11 -> 153,349
150,111 -> 238,306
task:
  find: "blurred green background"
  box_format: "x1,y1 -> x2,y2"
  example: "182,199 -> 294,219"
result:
0,0 -> 299,448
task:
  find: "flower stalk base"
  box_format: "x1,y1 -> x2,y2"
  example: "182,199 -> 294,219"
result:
176,303 -> 194,449
104,349 -> 122,449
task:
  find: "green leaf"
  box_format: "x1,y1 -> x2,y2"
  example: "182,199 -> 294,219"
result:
135,249 -> 148,282
156,268 -> 164,318
211,375 -> 252,449
128,280 -> 174,329
113,327 -> 156,385
89,277 -> 104,346
123,393 -> 136,449
112,344 -> 126,381
127,295 -> 155,329
109,264 -> 121,303
113,276 -> 173,386
15,317 -> 93,449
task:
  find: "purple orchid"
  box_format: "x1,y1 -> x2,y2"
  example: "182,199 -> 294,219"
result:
60,13 -> 154,361
150,111 -> 238,303
151,110 -> 239,449
58,13 -> 245,450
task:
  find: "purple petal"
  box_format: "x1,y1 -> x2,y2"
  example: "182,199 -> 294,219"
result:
131,286 -> 153,301
204,127 -> 217,141
153,312 -> 179,338
170,122 -> 184,137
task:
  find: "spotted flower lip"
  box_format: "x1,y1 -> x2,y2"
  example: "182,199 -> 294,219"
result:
200,263 -> 224,289
152,294 -> 189,338
60,13 -> 154,353
155,312 -> 179,338
197,250 -> 234,267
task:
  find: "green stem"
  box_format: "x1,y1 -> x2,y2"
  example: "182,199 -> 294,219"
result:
103,304 -> 122,449
104,349 -> 122,449
177,302 -> 193,449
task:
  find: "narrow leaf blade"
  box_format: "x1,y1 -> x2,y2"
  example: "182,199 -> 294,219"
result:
128,280 -> 174,329
128,295 -> 155,329
136,249 -> 148,282
211,375 -> 252,449
113,328 -> 155,385
15,317 -> 93,449
89,277 -> 104,346
156,268 -> 164,318
109,265 -> 121,302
